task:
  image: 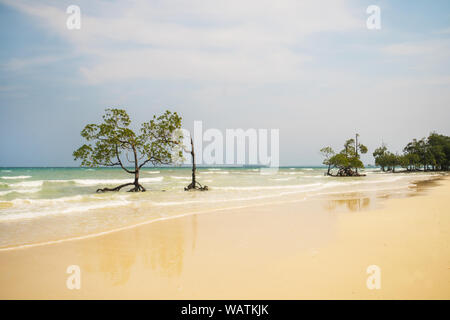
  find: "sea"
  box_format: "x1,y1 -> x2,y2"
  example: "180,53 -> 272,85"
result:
0,167 -> 440,249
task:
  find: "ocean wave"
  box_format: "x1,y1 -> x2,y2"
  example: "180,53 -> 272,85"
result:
143,171 -> 160,174
0,199 -> 131,222
5,177 -> 165,188
281,172 -> 304,175
73,177 -> 163,186
1,176 -> 32,180
0,188 -> 41,196
214,182 -> 323,191
10,181 -> 43,188
170,176 -> 191,180
1,170 -> 12,173
1,195 -> 86,208
201,171 -> 230,175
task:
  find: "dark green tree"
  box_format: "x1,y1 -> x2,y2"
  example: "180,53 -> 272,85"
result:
321,134 -> 368,176
73,108 -> 183,192
373,144 -> 388,171
374,132 -> 449,173
320,146 -> 335,175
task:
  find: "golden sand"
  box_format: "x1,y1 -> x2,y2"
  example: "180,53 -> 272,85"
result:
0,177 -> 449,299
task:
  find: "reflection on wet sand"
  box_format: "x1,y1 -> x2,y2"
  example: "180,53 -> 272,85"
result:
410,177 -> 443,195
327,197 -> 371,212
322,177 -> 445,212
79,213 -> 198,286
324,192 -> 372,212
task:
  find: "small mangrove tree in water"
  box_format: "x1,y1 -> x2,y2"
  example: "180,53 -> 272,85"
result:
183,135 -> 208,191
73,108 -> 183,192
320,134 -> 368,177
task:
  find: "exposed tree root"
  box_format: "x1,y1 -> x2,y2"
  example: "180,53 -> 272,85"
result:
184,136 -> 208,191
326,168 -> 366,177
184,181 -> 208,191
96,182 -> 146,193
127,184 -> 146,192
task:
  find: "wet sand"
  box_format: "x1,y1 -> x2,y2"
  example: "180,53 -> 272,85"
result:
0,176 -> 449,299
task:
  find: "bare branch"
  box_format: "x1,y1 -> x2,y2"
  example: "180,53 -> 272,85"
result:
115,144 -> 135,174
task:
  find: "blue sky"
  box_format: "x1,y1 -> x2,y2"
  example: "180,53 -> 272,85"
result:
0,0 -> 449,166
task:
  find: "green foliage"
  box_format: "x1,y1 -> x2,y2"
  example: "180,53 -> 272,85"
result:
374,132 -> 450,172
372,144 -> 388,171
73,108 -> 183,170
320,134 -> 367,176
320,146 -> 335,166
329,153 -> 349,168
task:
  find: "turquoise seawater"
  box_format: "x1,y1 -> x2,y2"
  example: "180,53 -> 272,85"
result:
0,167 -> 438,249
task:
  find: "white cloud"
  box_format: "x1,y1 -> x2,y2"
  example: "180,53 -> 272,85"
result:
3,55 -> 70,71
382,41 -> 444,56
1,0 -> 361,84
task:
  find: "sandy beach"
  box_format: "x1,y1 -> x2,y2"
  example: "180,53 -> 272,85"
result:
0,176 -> 449,299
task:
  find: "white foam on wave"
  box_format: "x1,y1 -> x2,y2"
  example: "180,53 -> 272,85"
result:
271,177 -> 295,181
281,172 -> 304,175
1,195 -> 86,208
144,171 -> 160,174
170,176 -> 191,180
0,188 -> 41,196
5,177 -> 165,188
10,181 -> 43,188
1,170 -> 12,173
73,176 -> 163,186
1,176 -> 32,180
0,198 -> 131,222
201,171 -> 230,175
214,182 -> 323,191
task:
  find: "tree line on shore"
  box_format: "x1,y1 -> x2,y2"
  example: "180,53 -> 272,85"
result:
321,132 -> 450,176
373,132 -> 450,172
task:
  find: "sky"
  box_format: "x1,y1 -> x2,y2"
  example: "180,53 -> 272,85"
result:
0,0 -> 449,167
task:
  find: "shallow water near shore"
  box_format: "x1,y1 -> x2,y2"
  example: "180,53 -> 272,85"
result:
0,167 -> 442,249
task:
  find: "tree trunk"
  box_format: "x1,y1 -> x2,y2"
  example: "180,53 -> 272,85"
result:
355,133 -> 358,174
185,136 -> 208,191
97,145 -> 145,192
191,137 -> 196,187
129,145 -> 145,192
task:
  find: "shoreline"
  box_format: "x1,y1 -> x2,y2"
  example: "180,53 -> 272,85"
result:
0,175 -> 449,299
0,174 -> 443,252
